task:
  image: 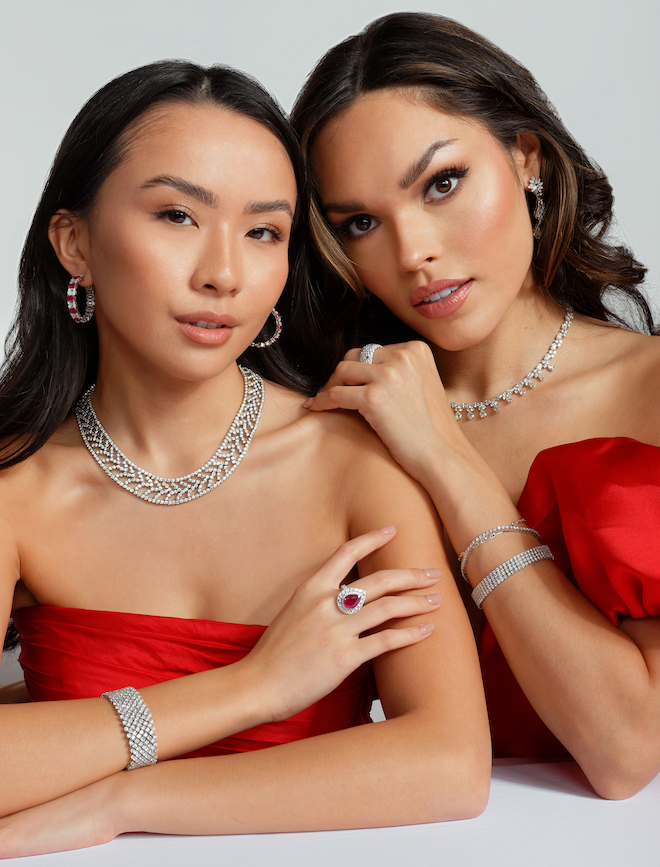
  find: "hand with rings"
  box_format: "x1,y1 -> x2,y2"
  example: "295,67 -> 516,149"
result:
240,526 -> 442,723
358,343 -> 383,365
304,340 -> 458,481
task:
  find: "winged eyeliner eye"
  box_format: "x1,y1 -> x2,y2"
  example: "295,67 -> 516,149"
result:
156,208 -> 194,225
423,166 -> 469,201
334,214 -> 378,241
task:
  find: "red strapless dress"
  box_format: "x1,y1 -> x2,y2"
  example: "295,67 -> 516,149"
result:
480,437 -> 660,758
12,606 -> 375,758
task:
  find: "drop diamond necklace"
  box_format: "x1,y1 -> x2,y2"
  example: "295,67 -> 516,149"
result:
75,366 -> 264,505
449,308 -> 573,421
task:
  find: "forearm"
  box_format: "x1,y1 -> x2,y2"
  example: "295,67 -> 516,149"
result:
115,715 -> 489,836
0,660 -> 265,816
0,527 -> 451,817
420,446 -> 660,797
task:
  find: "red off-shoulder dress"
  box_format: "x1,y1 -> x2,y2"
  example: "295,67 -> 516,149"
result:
12,607 -> 375,758
480,437 -> 660,758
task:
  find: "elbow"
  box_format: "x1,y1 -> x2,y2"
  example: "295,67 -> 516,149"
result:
582,731 -> 660,800
448,750 -> 491,820
420,742 -> 491,822
590,772 -> 654,801
588,761 -> 659,801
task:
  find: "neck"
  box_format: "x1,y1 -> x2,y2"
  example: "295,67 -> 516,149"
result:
433,293 -> 567,405
89,357 -> 248,479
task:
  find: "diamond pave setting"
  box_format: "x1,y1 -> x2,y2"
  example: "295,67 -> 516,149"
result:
76,366 -> 264,505
450,308 -> 573,421
102,686 -> 158,770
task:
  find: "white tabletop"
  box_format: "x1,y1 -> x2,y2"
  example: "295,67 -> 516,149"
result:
13,761 -> 660,866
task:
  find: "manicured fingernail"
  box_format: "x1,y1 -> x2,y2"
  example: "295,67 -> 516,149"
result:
379,525 -> 396,534
424,568 -> 442,578
303,398 -> 313,408
426,594 -> 442,605
419,623 -> 435,635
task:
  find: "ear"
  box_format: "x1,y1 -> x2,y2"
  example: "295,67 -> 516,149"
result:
512,133 -> 542,186
48,211 -> 94,286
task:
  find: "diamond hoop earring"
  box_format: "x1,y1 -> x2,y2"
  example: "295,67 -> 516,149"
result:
527,177 -> 545,240
66,275 -> 95,324
250,308 -> 282,348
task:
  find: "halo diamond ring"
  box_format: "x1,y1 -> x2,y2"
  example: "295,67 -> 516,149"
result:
336,584 -> 367,615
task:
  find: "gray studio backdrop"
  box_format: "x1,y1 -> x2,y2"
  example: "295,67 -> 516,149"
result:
0,0 -> 658,682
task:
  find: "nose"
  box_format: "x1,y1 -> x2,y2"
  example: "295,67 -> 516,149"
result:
393,212 -> 440,273
192,226 -> 242,296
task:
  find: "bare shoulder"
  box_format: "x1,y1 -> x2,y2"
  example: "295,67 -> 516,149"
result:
0,416 -> 82,512
262,379 -> 401,463
569,316 -> 660,438
261,379 -> 436,517
0,445 -> 34,595
575,315 -> 660,369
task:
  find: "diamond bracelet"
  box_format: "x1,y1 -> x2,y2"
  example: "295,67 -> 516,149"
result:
471,545 -> 554,609
102,686 -> 158,770
459,520 -> 541,582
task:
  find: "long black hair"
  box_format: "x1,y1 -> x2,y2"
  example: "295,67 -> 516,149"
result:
291,12 -> 653,345
0,60 -> 333,476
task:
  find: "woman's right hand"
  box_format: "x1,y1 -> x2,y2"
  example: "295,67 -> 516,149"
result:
242,526 -> 442,722
304,341 -> 463,482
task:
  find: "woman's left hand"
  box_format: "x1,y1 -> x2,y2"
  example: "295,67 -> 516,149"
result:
0,775 -> 122,858
305,341 -> 462,481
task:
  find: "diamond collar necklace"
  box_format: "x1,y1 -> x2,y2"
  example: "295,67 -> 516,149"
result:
75,366 -> 264,505
450,308 -> 573,421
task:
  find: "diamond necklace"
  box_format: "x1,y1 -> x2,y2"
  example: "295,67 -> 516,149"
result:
449,308 -> 573,421
75,366 -> 264,505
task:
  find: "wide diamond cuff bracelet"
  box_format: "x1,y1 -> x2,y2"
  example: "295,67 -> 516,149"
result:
102,686 -> 158,770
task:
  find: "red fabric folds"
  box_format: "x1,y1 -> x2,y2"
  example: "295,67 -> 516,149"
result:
12,606 -> 375,758
481,437 -> 660,758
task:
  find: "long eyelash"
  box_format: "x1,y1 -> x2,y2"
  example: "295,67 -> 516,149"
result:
332,219 -> 352,238
257,225 -> 284,242
422,165 -> 469,198
332,217 -> 368,239
155,207 -> 192,220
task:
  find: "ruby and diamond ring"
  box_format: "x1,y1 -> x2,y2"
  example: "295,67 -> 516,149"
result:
336,584 -> 367,615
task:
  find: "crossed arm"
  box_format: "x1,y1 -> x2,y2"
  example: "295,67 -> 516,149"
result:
0,444 -> 490,857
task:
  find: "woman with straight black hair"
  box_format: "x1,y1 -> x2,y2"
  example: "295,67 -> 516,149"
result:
0,60 -> 489,856
293,11 -> 660,799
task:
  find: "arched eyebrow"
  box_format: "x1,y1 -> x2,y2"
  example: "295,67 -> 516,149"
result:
245,200 -> 293,219
140,177 -> 293,218
324,199 -> 367,216
141,175 -> 218,207
398,138 -> 457,189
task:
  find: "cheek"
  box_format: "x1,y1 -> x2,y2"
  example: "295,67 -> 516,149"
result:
465,171 -> 532,272
243,247 -> 291,300
91,218 -> 158,284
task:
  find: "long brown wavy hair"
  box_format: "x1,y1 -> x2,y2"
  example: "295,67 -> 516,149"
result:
291,12 -> 653,342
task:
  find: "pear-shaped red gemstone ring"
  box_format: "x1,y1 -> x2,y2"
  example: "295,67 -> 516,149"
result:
336,584 -> 367,615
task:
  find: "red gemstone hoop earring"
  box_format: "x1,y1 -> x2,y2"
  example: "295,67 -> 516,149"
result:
66,275 -> 95,324
250,308 -> 282,348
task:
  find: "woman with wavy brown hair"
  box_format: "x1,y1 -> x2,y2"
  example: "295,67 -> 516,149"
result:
292,11 -> 660,799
